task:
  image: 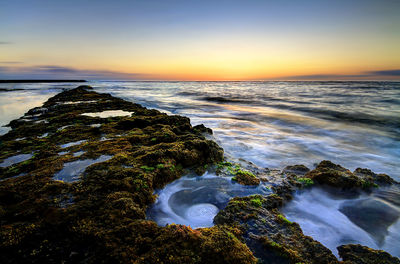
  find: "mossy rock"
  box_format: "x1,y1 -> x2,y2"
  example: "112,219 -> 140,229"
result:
0,86 -> 258,264
283,164 -> 310,176
214,194 -> 338,264
305,160 -> 363,189
305,161 -> 396,190
233,170 -> 260,186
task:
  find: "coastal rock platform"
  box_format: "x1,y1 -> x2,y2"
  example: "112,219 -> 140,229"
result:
0,86 -> 398,263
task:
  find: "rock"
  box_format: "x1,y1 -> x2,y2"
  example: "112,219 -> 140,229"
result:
214,194 -> 338,264
376,174 -> 397,184
338,244 -> 400,264
305,160 -> 363,189
283,164 -> 310,176
193,124 -> 213,134
353,168 -> 397,185
232,170 -> 260,186
305,161 -> 397,190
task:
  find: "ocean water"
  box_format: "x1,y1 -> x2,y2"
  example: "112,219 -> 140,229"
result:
1,81 -> 399,179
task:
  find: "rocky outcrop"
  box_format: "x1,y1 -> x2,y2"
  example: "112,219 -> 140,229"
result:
0,86 -> 257,263
305,160 -> 396,189
283,164 -> 310,176
305,160 -> 362,189
232,170 -> 261,185
353,167 -> 397,185
214,194 -> 338,264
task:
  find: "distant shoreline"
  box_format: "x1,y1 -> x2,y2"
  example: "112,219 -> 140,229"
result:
0,80 -> 86,83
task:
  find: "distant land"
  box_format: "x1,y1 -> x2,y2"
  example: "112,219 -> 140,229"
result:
0,80 -> 86,83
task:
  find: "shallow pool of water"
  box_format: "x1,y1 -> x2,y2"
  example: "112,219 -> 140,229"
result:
58,100 -> 98,105
73,151 -> 86,157
147,172 -> 271,228
60,140 -> 87,149
53,155 -> 112,182
0,153 -> 33,167
38,132 -> 49,138
81,110 -> 133,118
281,186 -> 400,258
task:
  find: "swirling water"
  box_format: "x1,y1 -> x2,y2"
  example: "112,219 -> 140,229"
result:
282,186 -> 400,258
1,81 -> 399,257
147,172 -> 271,228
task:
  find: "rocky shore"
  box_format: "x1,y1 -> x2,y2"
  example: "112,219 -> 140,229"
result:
0,86 -> 399,263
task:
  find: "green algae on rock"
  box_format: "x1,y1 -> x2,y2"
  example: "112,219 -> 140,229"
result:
232,169 -> 260,186
215,161 -> 261,186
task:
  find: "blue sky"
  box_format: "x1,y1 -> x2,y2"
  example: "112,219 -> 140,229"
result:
1,0 -> 399,80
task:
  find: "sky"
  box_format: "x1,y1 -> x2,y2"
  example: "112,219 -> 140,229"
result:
0,0 -> 400,80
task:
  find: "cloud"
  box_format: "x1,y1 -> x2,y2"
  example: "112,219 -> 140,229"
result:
33,66 -> 79,74
0,61 -> 22,64
282,74 -> 365,80
0,41 -> 13,45
279,69 -> 400,80
0,65 -> 154,80
365,69 -> 400,76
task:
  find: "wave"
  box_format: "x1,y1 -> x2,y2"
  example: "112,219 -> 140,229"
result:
200,96 -> 249,103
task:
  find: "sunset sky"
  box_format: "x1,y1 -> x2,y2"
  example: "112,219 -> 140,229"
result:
1,0 -> 399,80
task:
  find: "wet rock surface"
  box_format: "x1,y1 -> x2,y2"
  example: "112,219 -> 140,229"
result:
0,86 -> 398,263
